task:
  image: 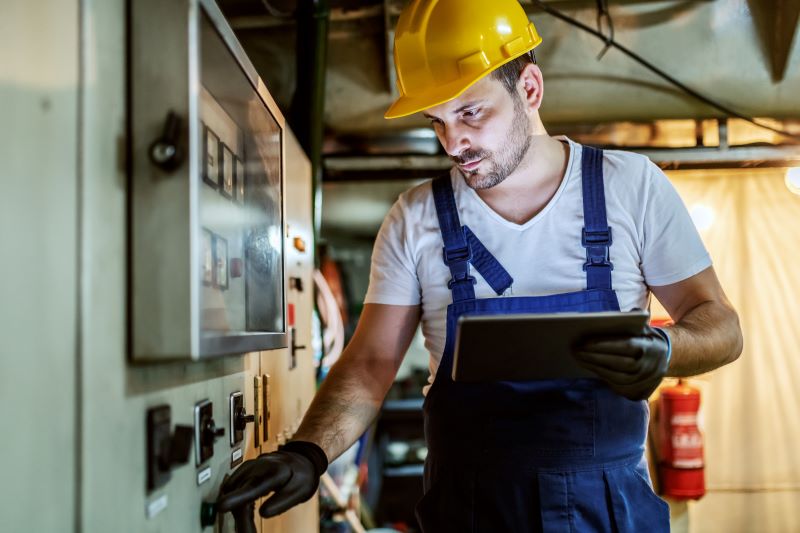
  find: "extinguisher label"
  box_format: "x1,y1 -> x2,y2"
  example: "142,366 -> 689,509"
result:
671,431 -> 704,468
674,458 -> 704,468
671,413 -> 698,425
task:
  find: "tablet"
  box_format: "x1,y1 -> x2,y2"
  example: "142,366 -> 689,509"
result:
451,310 -> 650,383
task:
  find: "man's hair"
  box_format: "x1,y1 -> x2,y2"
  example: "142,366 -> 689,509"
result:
490,51 -> 535,94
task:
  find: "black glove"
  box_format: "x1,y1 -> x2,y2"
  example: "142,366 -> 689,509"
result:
230,502 -> 257,533
573,325 -> 671,401
216,441 -> 328,519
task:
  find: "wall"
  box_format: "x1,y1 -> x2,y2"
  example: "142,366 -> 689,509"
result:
0,0 -> 80,531
665,168 -> 800,532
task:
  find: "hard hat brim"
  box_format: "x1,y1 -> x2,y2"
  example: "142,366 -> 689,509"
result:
384,40 -> 542,120
383,70 -> 491,120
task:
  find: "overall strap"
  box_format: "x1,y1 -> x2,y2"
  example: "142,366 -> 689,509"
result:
464,227 -> 514,295
432,177 -> 515,300
432,176 -> 475,302
581,145 -> 614,290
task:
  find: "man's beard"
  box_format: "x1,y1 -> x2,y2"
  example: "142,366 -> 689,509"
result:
453,96 -> 532,191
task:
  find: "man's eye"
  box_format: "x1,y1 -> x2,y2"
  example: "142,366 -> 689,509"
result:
463,109 -> 480,118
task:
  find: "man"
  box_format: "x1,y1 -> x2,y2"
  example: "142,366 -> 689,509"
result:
218,0 -> 743,530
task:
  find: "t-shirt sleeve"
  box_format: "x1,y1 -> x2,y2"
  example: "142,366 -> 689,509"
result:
363,196 -> 422,305
640,162 -> 712,286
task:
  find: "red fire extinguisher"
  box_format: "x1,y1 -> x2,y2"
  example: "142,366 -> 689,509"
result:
657,379 -> 706,500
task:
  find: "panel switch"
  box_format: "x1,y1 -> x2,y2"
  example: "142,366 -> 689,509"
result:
194,400 -> 224,465
146,405 -> 193,491
229,391 -> 254,446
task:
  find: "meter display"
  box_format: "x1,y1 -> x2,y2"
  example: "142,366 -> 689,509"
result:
130,0 -> 287,360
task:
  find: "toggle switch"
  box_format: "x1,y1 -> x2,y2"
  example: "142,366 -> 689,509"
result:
289,327 -> 306,370
288,304 -> 305,370
236,410 -> 255,432
146,405 -> 193,491
194,400 -> 224,465
289,276 -> 304,292
204,419 -> 225,441
229,392 -> 255,446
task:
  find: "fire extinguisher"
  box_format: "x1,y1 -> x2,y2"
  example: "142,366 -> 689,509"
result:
657,379 -> 706,500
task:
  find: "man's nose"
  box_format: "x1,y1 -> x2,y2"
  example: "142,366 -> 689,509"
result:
440,123 -> 470,157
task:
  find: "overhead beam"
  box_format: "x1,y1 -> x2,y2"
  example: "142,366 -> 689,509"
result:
324,144 -> 800,180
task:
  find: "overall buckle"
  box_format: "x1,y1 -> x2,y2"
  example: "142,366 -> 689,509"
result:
582,227 -> 614,271
442,245 -> 472,265
447,271 -> 477,289
581,227 -> 612,248
442,246 -> 476,288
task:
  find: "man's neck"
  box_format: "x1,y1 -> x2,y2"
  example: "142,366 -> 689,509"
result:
474,135 -> 570,226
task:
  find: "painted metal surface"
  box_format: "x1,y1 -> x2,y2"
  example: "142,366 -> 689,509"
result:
76,0 -> 317,531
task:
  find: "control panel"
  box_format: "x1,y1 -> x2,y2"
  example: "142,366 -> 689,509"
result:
63,0 -> 319,530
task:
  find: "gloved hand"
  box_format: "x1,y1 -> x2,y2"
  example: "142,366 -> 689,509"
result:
217,441 -> 328,521
230,502 -> 257,533
573,325 -> 671,401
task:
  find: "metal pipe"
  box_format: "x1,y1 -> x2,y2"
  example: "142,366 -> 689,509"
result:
322,145 -> 800,180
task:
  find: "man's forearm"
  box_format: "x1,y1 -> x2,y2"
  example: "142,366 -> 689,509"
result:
663,300 -> 743,377
291,354 -> 391,462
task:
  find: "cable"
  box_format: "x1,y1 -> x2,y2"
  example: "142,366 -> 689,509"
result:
313,269 -> 345,369
529,0 -> 800,143
595,0 -> 614,60
261,0 -> 294,18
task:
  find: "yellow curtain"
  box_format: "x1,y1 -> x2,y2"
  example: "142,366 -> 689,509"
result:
660,168 -> 800,532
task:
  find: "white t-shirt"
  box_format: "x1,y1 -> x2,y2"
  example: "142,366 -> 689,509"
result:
364,137 -> 711,388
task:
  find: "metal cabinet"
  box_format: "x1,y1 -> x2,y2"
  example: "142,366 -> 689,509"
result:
130,0 -> 287,360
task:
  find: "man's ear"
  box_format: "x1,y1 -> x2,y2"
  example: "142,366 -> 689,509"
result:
518,62 -> 544,111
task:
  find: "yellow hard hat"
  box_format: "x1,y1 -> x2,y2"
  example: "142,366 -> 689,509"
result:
384,0 -> 542,120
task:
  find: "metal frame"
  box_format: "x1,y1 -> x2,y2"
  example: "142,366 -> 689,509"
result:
322,117 -> 800,180
130,0 -> 288,362
323,144 -> 800,181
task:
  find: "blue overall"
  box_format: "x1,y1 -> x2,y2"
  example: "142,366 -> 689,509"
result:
415,146 -> 670,532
